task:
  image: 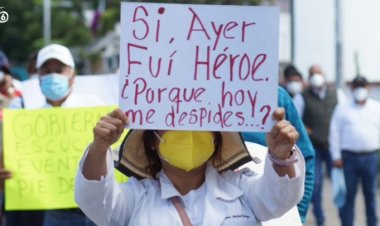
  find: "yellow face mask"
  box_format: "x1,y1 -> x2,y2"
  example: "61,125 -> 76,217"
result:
154,131 -> 215,172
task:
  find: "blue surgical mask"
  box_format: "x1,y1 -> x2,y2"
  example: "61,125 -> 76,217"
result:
40,73 -> 71,101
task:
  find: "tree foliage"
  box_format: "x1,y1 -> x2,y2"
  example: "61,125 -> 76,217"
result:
0,0 -> 42,64
0,0 -> 92,65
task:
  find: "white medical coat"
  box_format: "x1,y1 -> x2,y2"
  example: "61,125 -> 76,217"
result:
75,147 -> 305,226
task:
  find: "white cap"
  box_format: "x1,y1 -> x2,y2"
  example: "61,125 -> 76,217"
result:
36,44 -> 75,69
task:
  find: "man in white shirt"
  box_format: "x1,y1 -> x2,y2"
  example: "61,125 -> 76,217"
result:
329,76 -> 379,226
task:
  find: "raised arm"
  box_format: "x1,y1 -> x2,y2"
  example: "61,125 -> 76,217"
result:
75,109 -> 131,226
82,108 -> 128,180
266,108 -> 299,178
242,108 -> 304,221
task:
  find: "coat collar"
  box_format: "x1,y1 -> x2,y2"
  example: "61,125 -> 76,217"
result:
158,163 -> 244,226
158,170 -> 181,199
204,163 -> 243,201
158,163 -> 243,201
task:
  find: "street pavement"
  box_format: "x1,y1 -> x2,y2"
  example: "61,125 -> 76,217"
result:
304,176 -> 380,226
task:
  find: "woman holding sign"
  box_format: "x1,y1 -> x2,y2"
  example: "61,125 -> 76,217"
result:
75,108 -> 305,226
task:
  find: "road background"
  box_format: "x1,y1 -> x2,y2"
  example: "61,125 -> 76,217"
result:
304,176 -> 380,226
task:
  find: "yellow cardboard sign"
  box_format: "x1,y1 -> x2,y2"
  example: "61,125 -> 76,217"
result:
3,107 -> 128,210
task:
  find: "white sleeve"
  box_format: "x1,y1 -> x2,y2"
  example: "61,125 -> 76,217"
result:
74,149 -> 132,226
238,147 -> 305,221
329,105 -> 342,161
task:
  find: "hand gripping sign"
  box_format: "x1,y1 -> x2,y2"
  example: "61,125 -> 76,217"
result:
119,2 -> 279,132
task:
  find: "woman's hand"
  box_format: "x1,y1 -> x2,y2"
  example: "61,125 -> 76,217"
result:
83,109 -> 128,180
91,108 -> 128,153
266,108 -> 299,160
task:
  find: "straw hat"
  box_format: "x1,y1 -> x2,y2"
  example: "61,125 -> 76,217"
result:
116,130 -> 253,179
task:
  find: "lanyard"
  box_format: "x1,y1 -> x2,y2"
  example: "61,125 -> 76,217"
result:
170,196 -> 193,226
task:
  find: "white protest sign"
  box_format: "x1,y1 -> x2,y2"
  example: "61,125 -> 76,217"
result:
120,2 -> 279,132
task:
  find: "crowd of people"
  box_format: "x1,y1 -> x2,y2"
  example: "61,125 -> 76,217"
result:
282,64 -> 380,226
0,42 -> 378,226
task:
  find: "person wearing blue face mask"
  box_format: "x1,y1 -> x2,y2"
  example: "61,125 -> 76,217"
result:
37,44 -> 75,105
2,45 -> 101,226
34,44 -> 104,226
36,44 -> 106,109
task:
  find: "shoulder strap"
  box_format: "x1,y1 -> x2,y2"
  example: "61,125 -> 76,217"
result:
170,196 -> 193,226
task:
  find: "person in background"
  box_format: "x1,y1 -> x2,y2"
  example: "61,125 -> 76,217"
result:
8,51 -> 39,109
0,50 -> 23,115
0,51 -> 41,225
2,44 -> 103,226
329,76 -> 379,226
0,50 -> 43,226
293,64 -> 345,226
243,86 -> 315,223
283,64 -> 304,100
36,44 -> 103,226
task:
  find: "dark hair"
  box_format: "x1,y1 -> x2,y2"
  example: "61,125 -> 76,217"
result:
284,64 -> 302,80
352,75 -> 368,88
143,130 -> 162,179
142,130 -> 222,178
